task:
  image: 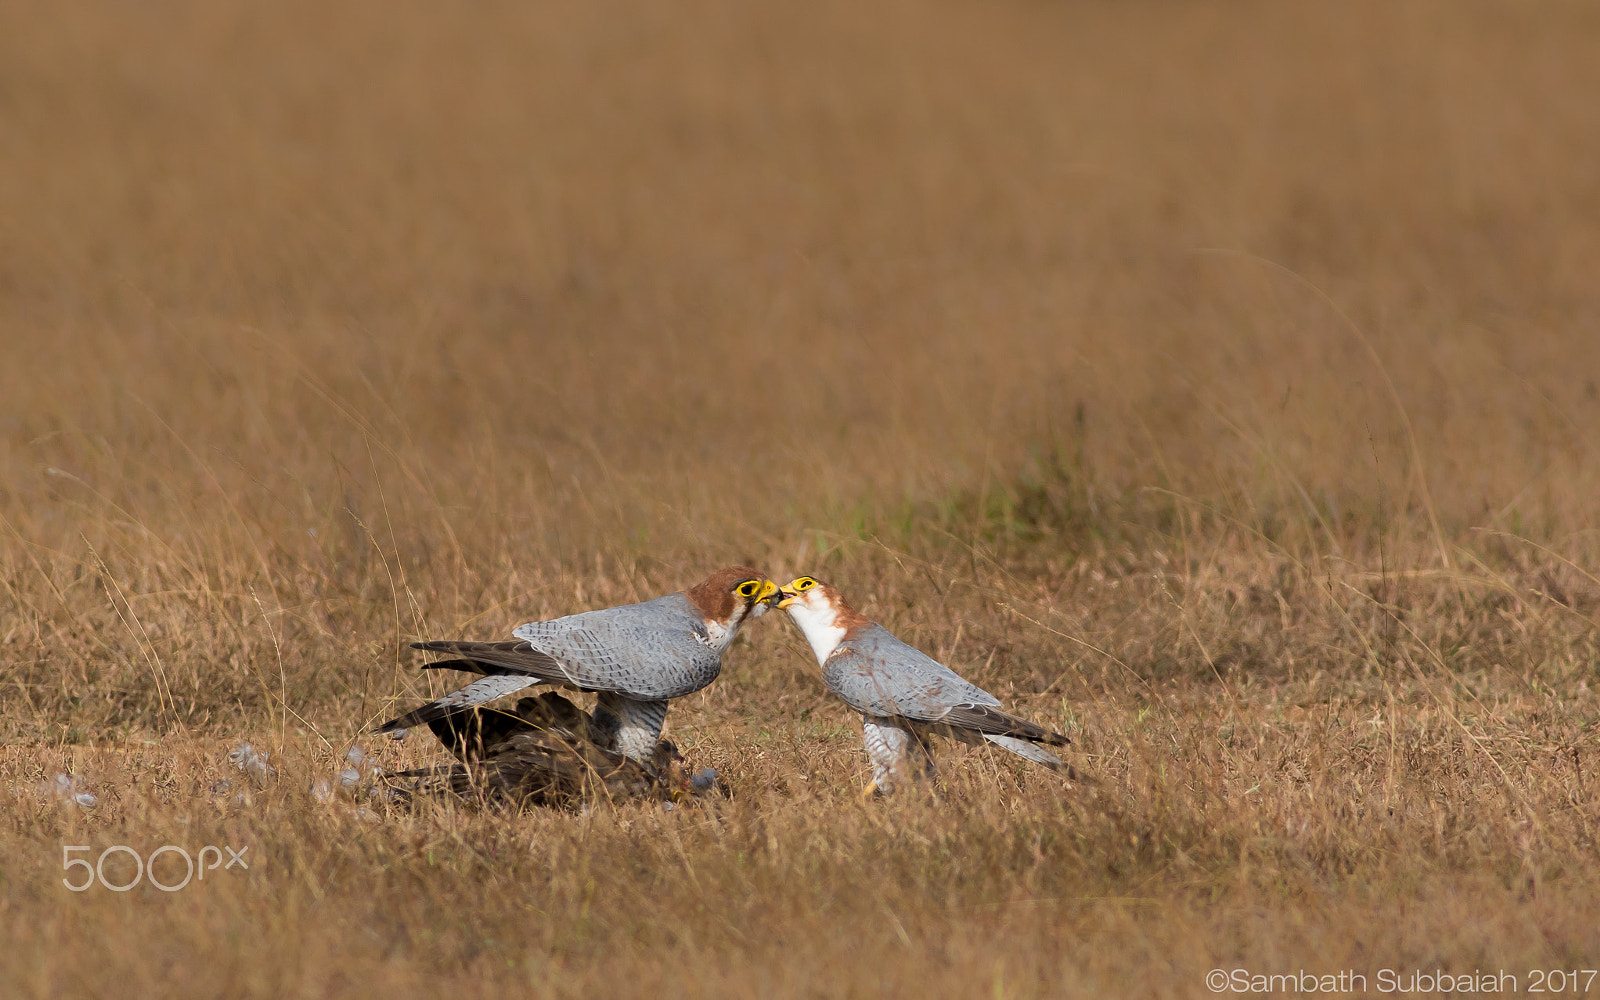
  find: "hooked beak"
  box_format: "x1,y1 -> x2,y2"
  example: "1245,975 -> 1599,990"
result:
774,583 -> 801,609
753,579 -> 780,607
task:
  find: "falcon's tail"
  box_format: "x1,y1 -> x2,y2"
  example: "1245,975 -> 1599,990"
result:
408,640 -> 564,678
374,674 -> 538,733
944,703 -> 1071,747
983,733 -> 1063,768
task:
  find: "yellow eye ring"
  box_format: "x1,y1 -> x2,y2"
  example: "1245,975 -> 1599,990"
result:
737,581 -> 759,597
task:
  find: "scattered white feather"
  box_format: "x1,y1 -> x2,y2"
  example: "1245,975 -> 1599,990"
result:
229,743 -> 275,784
38,773 -> 96,809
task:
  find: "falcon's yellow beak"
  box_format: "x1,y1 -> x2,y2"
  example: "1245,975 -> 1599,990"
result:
774,580 -> 804,609
753,579 -> 780,606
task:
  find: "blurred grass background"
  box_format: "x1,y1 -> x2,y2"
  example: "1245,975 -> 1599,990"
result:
2,1 -> 1599,996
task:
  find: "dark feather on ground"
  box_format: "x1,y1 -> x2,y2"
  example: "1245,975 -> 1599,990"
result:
385,692 -> 721,809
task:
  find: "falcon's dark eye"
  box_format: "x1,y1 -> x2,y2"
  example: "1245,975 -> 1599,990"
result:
737,581 -> 760,598
797,578 -> 815,590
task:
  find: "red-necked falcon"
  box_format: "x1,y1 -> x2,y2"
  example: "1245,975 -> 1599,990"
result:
771,575 -> 1070,794
376,567 -> 778,763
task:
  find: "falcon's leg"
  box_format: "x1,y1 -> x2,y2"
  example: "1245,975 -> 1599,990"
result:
860,715 -> 935,795
591,693 -> 669,763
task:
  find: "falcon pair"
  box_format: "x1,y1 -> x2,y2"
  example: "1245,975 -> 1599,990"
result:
377,567 -> 1069,795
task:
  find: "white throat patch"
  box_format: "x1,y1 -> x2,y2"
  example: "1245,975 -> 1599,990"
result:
783,597 -> 849,665
698,616 -> 735,650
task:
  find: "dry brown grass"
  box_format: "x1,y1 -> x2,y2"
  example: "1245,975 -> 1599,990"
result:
3,1 -> 1600,996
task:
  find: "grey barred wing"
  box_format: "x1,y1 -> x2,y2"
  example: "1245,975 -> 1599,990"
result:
820,625 -> 1001,722
511,594 -> 723,700
821,626 -> 1070,750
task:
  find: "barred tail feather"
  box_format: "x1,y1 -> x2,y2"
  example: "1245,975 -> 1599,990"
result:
374,674 -> 537,733
942,703 -> 1071,746
984,733 -> 1062,768
408,640 -> 563,678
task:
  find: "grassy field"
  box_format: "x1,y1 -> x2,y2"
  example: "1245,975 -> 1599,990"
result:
4,1 -> 1600,996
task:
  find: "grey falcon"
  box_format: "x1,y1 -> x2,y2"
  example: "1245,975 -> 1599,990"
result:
376,567 -> 778,762
772,575 -> 1070,794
